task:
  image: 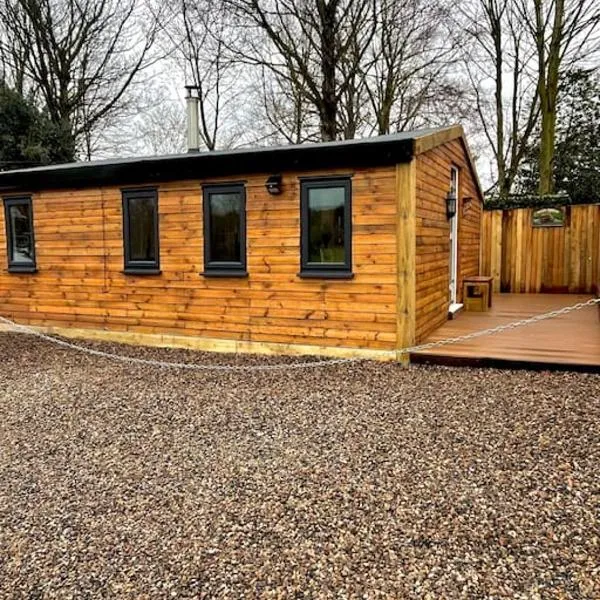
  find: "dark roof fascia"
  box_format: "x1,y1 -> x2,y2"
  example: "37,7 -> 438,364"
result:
0,137 -> 415,193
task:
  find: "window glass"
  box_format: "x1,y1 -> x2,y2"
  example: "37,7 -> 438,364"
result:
209,191 -> 242,263
8,202 -> 34,265
203,184 -> 246,274
307,186 -> 346,264
300,178 -> 351,276
122,189 -> 159,271
128,196 -> 157,262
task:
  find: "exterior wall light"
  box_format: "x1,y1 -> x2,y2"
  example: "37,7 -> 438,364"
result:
266,174 -> 282,195
446,189 -> 457,220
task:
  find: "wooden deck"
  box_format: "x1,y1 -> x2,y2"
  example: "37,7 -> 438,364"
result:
411,294 -> 600,371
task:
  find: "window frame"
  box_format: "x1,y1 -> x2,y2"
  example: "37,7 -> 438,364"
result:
202,183 -> 247,277
299,176 -> 353,279
122,187 -> 160,275
3,195 -> 37,273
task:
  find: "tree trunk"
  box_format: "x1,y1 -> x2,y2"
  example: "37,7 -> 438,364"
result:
538,98 -> 556,194
535,0 -> 563,195
494,47 -> 507,197
318,0 -> 338,141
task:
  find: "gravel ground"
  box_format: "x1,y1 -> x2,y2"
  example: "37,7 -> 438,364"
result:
0,332 -> 599,599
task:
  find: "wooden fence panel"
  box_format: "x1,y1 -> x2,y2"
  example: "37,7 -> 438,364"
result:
481,204 -> 600,293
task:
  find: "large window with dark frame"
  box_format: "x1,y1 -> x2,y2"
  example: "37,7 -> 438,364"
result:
122,188 -> 160,274
202,184 -> 247,276
3,196 -> 36,273
300,177 -> 352,277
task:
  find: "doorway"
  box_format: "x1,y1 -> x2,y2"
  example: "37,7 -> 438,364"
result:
449,166 -> 460,309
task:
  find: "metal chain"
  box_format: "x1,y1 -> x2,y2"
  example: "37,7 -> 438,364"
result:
0,297 -> 598,372
406,298 -> 600,353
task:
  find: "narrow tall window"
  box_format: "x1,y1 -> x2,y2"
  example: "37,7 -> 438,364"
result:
300,177 -> 352,277
202,184 -> 246,276
4,196 -> 36,273
122,188 -> 160,273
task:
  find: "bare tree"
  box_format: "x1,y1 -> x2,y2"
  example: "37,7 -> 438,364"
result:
517,0 -> 600,194
0,0 -> 159,159
91,85 -> 187,157
159,0 -> 243,151
257,66 -> 319,144
225,0 -> 378,141
364,0 -> 462,136
461,0 -> 540,197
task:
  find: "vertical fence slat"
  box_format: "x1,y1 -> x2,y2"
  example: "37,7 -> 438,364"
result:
480,204 -> 600,293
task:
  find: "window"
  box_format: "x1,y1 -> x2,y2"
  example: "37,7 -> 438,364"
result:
300,177 -> 352,278
4,196 -> 36,273
202,184 -> 247,276
122,188 -> 160,273
532,207 -> 565,227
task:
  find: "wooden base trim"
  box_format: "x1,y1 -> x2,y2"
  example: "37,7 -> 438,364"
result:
0,323 -> 400,362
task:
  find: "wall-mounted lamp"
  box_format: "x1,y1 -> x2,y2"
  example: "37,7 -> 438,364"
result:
266,174 -> 282,195
446,189 -> 457,220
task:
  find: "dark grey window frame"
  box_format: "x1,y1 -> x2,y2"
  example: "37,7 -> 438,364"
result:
122,187 -> 160,275
299,176 -> 353,279
201,183 -> 247,277
3,195 -> 37,273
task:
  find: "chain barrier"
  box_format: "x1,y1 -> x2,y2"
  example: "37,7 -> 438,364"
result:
0,297 -> 598,372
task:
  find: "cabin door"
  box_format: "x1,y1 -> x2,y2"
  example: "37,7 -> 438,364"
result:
449,166 -> 459,306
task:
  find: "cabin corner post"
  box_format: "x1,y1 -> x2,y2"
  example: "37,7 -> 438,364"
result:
395,160 -> 416,364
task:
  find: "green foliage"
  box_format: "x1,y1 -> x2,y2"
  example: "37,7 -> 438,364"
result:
517,69 -> 600,204
0,83 -> 75,170
484,193 -> 571,211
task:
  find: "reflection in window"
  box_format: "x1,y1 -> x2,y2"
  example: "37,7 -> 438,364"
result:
122,189 -> 159,272
301,178 -> 351,275
209,193 -> 242,262
129,197 -> 157,262
307,187 -> 346,264
203,184 -> 246,273
4,196 -> 36,271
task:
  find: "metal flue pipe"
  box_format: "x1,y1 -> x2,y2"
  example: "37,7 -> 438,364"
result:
185,85 -> 200,153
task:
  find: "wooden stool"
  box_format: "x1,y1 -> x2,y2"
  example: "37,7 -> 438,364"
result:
463,276 -> 493,312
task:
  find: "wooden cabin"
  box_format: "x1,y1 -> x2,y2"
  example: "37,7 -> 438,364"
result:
0,125 -> 483,360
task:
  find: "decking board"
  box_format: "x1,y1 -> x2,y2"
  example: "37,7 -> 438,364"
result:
412,293 -> 600,369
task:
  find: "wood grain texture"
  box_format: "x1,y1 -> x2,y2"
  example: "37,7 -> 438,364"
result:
412,293 -> 600,368
414,139 -> 483,342
481,205 -> 600,293
0,135 -> 484,355
8,324 -> 399,361
396,160 -> 416,357
0,167 -> 400,351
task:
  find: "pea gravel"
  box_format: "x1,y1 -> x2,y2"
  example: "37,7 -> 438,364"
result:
0,332 -> 599,599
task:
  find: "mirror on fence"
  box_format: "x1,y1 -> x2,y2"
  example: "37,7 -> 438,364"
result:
532,207 -> 566,227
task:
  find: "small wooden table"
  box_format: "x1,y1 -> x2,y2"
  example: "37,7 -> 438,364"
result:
463,276 -> 494,311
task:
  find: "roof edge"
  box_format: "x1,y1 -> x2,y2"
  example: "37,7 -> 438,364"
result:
412,125 -> 464,155
0,133 -> 419,193
413,125 -> 485,203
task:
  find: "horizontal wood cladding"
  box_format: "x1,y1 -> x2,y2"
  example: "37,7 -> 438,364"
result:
481,205 -> 600,294
0,167 -> 399,351
415,140 -> 482,342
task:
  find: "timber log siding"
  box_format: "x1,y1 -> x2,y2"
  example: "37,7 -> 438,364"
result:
0,168 -> 398,351
0,127 -> 483,357
415,140 -> 482,342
